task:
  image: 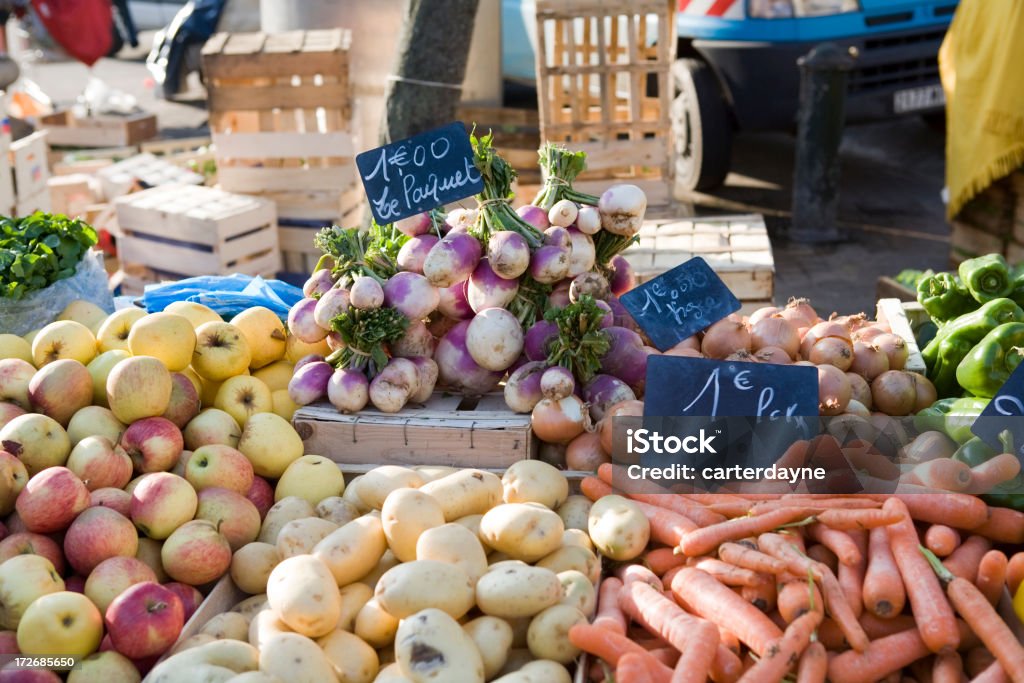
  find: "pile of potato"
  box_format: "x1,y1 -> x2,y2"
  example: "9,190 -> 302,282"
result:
148,461 -> 611,683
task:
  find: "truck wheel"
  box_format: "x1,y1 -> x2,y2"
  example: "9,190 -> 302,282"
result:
671,58 -> 733,192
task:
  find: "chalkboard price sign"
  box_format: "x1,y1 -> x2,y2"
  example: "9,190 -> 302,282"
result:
972,363 -> 1024,458
356,122 -> 484,225
620,257 -> 741,351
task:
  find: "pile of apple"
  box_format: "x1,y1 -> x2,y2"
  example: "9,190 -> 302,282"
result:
0,298 -> 333,681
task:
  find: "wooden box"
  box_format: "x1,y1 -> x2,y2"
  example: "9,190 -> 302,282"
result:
458,106 -> 542,184
876,298 -> 927,374
534,0 -> 675,205
47,174 -> 96,218
40,110 -> 157,147
114,184 -> 281,279
292,392 -> 535,468
14,188 -> 52,217
97,153 -> 206,199
0,133 -> 13,213
11,131 -> 50,200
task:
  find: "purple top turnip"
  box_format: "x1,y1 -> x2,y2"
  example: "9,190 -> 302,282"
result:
407,357 -> 439,404
583,374 -> 636,421
600,326 -> 648,388
543,227 -> 571,250
524,320 -> 558,362
540,366 -> 575,400
391,320 -> 437,359
467,259 -> 519,313
369,357 -> 420,413
504,361 -> 546,413
486,231 -> 530,280
529,245 -> 570,285
609,255 -> 636,296
565,228 -> 596,278
288,297 -> 328,344
303,269 -> 335,297
466,308 -> 524,372
575,206 -> 601,235
423,232 -> 483,288
548,199 -> 579,228
349,277 -> 384,310
599,184 -> 647,237
397,234 -> 440,274
383,272 -> 440,321
313,287 -> 351,330
445,208 -> 478,232
288,360 -> 333,406
434,320 -> 503,395
516,204 -> 550,232
395,212 -> 433,237
327,368 -> 369,413
437,280 -> 473,320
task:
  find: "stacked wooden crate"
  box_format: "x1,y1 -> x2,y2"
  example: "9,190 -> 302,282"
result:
10,131 -> 51,216
39,110 -> 157,148
457,106 -> 542,186
201,29 -> 360,275
534,0 -> 675,206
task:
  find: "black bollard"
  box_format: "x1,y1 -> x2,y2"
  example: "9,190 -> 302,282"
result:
790,43 -> 856,243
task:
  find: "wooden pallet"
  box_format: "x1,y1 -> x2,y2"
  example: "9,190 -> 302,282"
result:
292,392 -> 535,468
534,0 -> 675,205
622,214 -> 775,302
39,110 -> 157,147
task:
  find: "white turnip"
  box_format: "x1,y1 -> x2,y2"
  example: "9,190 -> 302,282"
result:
505,361 -> 546,413
288,360 -> 333,406
395,212 -> 433,237
437,280 -> 473,320
467,259 -> 519,313
397,234 -> 440,274
288,297 -> 329,343
486,231 -> 530,280
569,272 -> 610,303
575,206 -> 601,235
530,246 -> 570,284
446,208 -> 478,232
369,357 -> 420,413
566,228 -> 596,278
303,269 -> 335,297
583,374 -> 636,421
327,368 -> 369,413
598,184 -> 647,237
466,308 -> 524,372
434,320 -> 503,395
383,272 -> 440,321
548,199 -> 579,228
541,366 -> 575,400
391,320 -> 437,359
423,232 -> 483,288
532,395 -> 589,444
516,204 -> 550,232
349,277 -> 384,310
407,357 -> 439,404
313,287 -> 351,330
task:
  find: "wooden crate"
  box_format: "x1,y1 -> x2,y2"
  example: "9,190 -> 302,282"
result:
47,173 -> 96,217
876,298 -> 926,375
114,184 -> 281,279
458,106 -> 542,184
0,133 -> 13,213
14,187 -> 52,216
622,214 -> 775,302
140,137 -> 217,183
875,275 -> 916,302
534,0 -> 675,205
97,153 -> 206,199
292,392 -> 535,468
39,110 -> 157,147
11,131 -> 50,200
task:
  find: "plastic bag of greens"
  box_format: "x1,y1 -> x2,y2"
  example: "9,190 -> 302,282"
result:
0,250 -> 114,336
141,274 -> 303,321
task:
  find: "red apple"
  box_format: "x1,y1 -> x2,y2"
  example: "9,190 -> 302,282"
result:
63,507 -> 138,575
0,533 -> 65,574
0,667 -> 61,682
85,557 -> 158,615
66,437 -> 133,491
160,520 -> 231,586
15,467 -> 89,533
194,487 -> 260,551
104,582 -> 184,659
3,513 -> 27,535
89,488 -> 132,517
245,476 -> 274,520
0,359 -> 36,410
64,575 -> 86,594
0,522 -> 7,543
128,473 -> 198,541
184,444 -> 253,495
0,451 -> 28,516
0,631 -> 17,654
27,359 -> 92,427
0,404 -> 26,431
161,582 -> 203,622
161,373 -> 200,429
170,450 -> 192,478
120,418 -> 183,474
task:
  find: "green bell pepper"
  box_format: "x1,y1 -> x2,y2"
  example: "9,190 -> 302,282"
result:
952,431 -> 1024,510
913,397 -> 958,434
952,436 -> 998,466
944,397 -> 991,444
917,272 -> 974,322
959,254 -> 1012,304
955,322 -> 1024,398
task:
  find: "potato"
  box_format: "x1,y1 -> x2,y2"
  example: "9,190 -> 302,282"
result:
560,528 -> 593,551
266,555 -> 342,638
462,616 -> 513,680
476,563 -> 562,618
201,612 -> 250,641
415,523 -> 488,585
557,570 -> 596,617
313,514 -> 388,587
452,514 -> 489,550
276,517 -> 338,559
536,545 -> 600,585
492,660 -> 571,683
495,649 -> 533,677
260,633 -> 337,683
317,496 -> 361,526
232,594 -> 268,621
150,664 -> 236,683
227,674 -> 284,683
526,605 -> 586,663
375,560 -> 474,620
413,465 -> 457,483
170,633 -> 217,655
555,495 -> 591,532
394,608 -> 485,683
354,466 -> 424,510
418,469 -> 502,521
501,461 -> 568,509
382,488 -> 445,562
343,475 -> 371,513
479,504 -> 564,563
318,629 -> 379,683
374,662 -> 414,682
258,496 -> 316,544
358,549 -> 400,589
355,597 -> 399,648
231,542 -> 280,595
248,609 -> 291,649
588,494 -> 650,561
148,640 -> 259,681
337,582 -> 374,632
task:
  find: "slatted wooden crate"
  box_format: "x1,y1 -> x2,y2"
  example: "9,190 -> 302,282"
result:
457,106 -> 542,184
39,110 -> 157,147
292,392 -> 535,468
140,137 -> 217,183
876,298 -> 927,374
114,184 -> 281,281
535,0 -> 675,206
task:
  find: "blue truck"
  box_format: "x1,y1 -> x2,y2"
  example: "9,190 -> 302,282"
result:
503,0 -> 956,191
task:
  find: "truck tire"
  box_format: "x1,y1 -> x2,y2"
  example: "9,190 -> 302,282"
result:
671,58 -> 733,192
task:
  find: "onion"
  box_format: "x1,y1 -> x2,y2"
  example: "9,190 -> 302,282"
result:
909,372 -> 937,413
754,346 -> 792,364
808,336 -> 854,371
701,317 -> 751,359
666,347 -> 703,358
532,395 -> 589,444
537,441 -> 567,468
870,370 -> 917,416
831,312 -> 869,332
750,315 -> 799,358
818,364 -> 852,416
846,372 -> 872,409
850,341 -> 889,380
541,366 -> 576,400
844,399 -> 871,419
725,349 -> 757,362
781,297 -> 818,328
873,333 -> 909,371
566,431 -> 610,471
852,326 -> 886,343
505,362 -> 546,413
748,306 -> 780,325
599,399 -> 644,454
800,320 -> 851,359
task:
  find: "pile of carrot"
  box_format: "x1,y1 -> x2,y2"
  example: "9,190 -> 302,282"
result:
571,463 -> 1024,683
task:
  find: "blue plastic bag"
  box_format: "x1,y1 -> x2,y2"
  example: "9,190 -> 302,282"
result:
142,274 -> 304,321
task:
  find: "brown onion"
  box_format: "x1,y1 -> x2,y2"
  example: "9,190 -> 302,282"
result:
677,335 -> 701,351
873,333 -> 909,371
754,346 -> 793,365
808,336 -> 854,371
566,431 -> 610,471
870,370 -> 917,416
701,318 -> 751,359
831,312 -> 869,332
537,441 -> 567,468
845,399 -> 871,419
725,349 -> 757,362
781,297 -> 818,328
818,364 -> 852,416
846,372 -> 873,409
850,341 -> 889,380
909,372 -> 938,413
852,325 -> 886,343
532,395 -> 590,444
599,399 -> 644,454
749,306 -> 780,325
751,315 -> 800,358
801,320 -> 852,357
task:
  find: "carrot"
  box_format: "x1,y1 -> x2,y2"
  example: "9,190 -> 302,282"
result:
976,550 -> 1008,606
807,544 -> 839,574
596,464 -> 728,526
837,529 -> 868,619
966,453 -> 1022,494
819,568 -> 871,652
885,498 -> 961,655
757,533 -> 824,580
678,508 -> 814,558
670,620 -> 720,683
808,523 -> 863,566
912,458 -> 973,491
933,651 -> 964,683
740,576 -> 777,613
943,535 -> 993,583
1007,552 -> 1024,594
924,525 -> 961,558
970,661 -> 1012,683
860,613 -> 918,640
736,611 -> 822,683
582,476 -> 698,546
694,558 -> 764,587
826,628 -> 933,683
718,542 -> 788,575
816,506 -> 904,530
795,641 -> 828,683
617,564 -> 665,591
594,576 -> 627,634
966,648 -> 997,678
662,565 -> 684,592
649,647 -> 680,667
972,507 -> 1024,544
670,568 -> 784,656
867,491 -> 990,529
777,579 -> 824,624
617,653 -> 657,683
568,623 -> 672,683
863,525 -> 906,619
646,547 -> 686,576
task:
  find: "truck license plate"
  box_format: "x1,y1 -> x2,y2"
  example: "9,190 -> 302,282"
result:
893,84 -> 945,114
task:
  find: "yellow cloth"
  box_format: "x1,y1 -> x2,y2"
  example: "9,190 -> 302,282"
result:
939,0 -> 1024,220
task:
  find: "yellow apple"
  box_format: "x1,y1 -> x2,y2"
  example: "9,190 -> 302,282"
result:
32,321 -> 97,368
183,408 -> 241,450
127,313 -> 196,372
0,554 -> 65,629
67,650 -> 142,683
16,591 -> 103,657
96,308 -> 146,353
87,349 -> 130,407
214,376 -> 273,427
271,390 -> 299,421
274,455 -> 345,506
192,322 -> 251,381
66,406 -> 125,448
181,367 -> 203,396
252,360 -> 295,393
165,301 -> 221,329
0,413 -> 71,475
0,334 -> 32,363
0,450 -> 28,516
106,356 -> 172,424
237,412 -> 303,478
58,300 -> 109,332
285,334 -> 331,364
232,307 -> 287,370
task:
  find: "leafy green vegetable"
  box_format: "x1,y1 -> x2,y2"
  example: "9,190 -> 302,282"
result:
313,220 -> 408,287
327,306 -> 409,379
470,131 -> 544,248
0,213 -> 98,300
544,295 -> 611,383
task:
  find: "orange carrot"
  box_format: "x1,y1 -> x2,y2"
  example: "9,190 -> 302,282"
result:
594,577 -> 627,634
582,476 -> 699,547
808,523 -> 863,566
596,464 -> 727,526
568,624 -> 672,683
736,611 -> 822,683
924,525 -> 961,558
860,613 -> 918,640
885,498 -> 961,655
966,648 -> 997,678
971,661 -> 1012,683
865,491 -> 989,529
816,506 -> 903,530
670,568 -> 784,656
863,525 -> 906,619
617,564 -> 665,591
777,579 -> 823,624
912,458 -> 973,491
740,576 -> 777,613
837,529 -> 868,619
819,568 -> 871,652
757,533 -> 825,580
966,453 -> 1021,494
976,550 -> 1008,606
826,628 -> 933,683
718,542 -> 788,575
932,651 -> 964,683
972,507 -> 1024,544
670,620 -> 720,683
944,535 -> 993,583
694,558 -> 764,587
617,653 -> 657,683
678,508 -> 814,558
1007,552 -> 1024,594
618,581 -> 699,652
807,544 -> 839,574
662,565 -> 684,592
795,641 -> 828,683
646,547 -> 686,576
649,647 -> 680,667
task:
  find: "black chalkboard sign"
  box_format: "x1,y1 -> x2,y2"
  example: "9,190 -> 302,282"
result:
972,365 -> 1024,458
620,257 -> 741,351
356,122 -> 484,225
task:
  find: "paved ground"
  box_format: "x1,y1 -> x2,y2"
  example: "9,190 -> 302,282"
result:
27,34 -> 950,316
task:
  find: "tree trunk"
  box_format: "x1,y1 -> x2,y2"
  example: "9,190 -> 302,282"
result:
379,0 -> 480,144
